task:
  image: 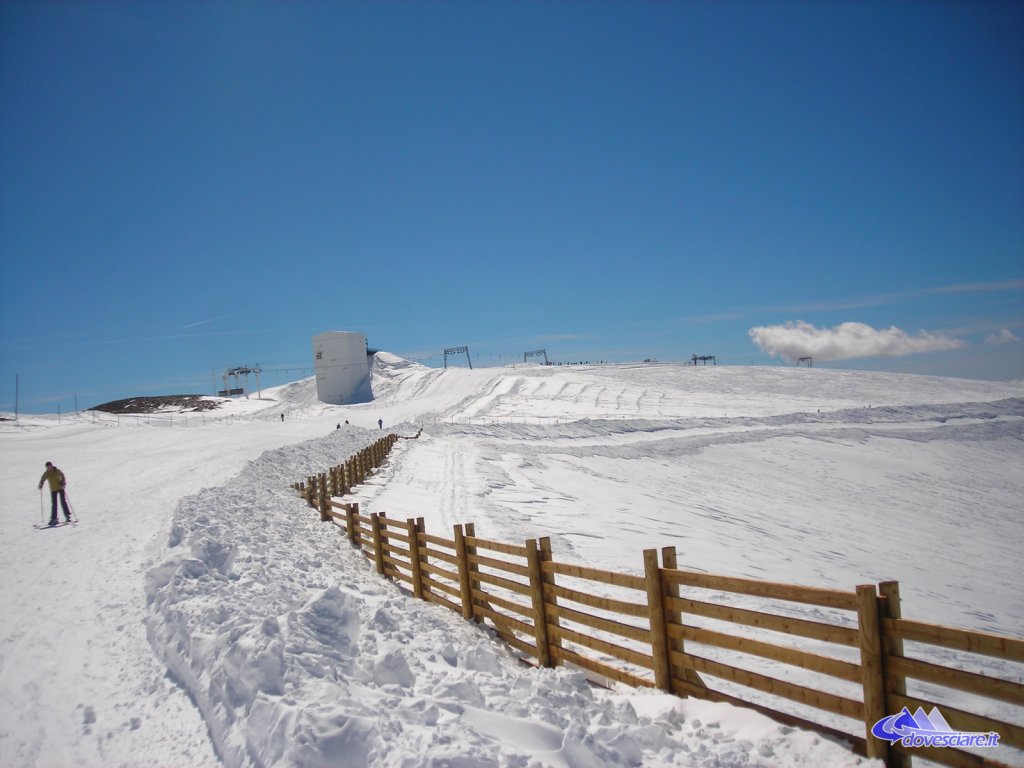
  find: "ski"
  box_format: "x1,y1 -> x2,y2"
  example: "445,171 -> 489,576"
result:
33,520 -> 77,529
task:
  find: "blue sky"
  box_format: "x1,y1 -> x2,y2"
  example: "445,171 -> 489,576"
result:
2,1 -> 1022,413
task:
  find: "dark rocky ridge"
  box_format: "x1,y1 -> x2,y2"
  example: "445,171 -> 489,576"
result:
90,395 -> 222,414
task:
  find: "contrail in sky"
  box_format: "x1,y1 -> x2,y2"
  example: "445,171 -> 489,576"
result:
182,315 -> 232,330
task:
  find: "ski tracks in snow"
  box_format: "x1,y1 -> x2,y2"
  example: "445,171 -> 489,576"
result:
352,433 -> 484,534
368,399 -> 1024,634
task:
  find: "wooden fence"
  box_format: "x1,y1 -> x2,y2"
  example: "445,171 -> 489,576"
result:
291,432 -> 408,513
294,440 -> 1023,768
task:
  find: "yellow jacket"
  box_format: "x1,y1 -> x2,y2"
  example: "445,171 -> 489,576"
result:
39,466 -> 66,492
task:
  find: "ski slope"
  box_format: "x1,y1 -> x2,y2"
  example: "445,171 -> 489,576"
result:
0,355 -> 1021,767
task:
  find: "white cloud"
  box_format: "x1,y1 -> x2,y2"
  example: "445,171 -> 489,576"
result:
985,329 -> 1020,345
748,321 -> 965,363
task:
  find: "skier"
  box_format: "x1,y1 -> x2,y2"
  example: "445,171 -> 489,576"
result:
38,461 -> 71,525
378,418 -> 383,430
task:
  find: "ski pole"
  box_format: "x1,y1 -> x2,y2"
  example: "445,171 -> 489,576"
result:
65,492 -> 78,523
39,487 -> 44,524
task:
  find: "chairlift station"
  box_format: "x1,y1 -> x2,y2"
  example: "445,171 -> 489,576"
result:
218,366 -> 261,397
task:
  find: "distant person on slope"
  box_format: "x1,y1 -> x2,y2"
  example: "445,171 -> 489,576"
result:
38,461 -> 71,525
378,418 -> 383,430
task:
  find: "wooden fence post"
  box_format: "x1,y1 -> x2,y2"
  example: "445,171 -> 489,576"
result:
879,581 -> 911,768
345,503 -> 358,545
644,548 -> 672,692
407,517 -> 424,599
538,536 -> 562,666
856,583 -> 890,764
454,524 -> 474,620
525,538 -> 553,668
371,513 -> 385,575
416,517 -> 429,597
318,474 -> 331,521
660,546 -> 705,694
464,523 -> 482,623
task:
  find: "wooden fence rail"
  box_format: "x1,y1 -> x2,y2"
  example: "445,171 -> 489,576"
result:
293,440 -> 1023,768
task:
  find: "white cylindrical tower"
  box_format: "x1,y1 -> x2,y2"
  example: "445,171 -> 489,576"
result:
312,331 -> 371,404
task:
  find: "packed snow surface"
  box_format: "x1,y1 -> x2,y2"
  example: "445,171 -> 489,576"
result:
1,355 -> 1022,767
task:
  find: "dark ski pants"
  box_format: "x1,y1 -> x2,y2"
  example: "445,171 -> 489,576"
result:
50,489 -> 70,521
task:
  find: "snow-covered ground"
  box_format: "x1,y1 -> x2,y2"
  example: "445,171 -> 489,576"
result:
1,354 -> 1021,767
